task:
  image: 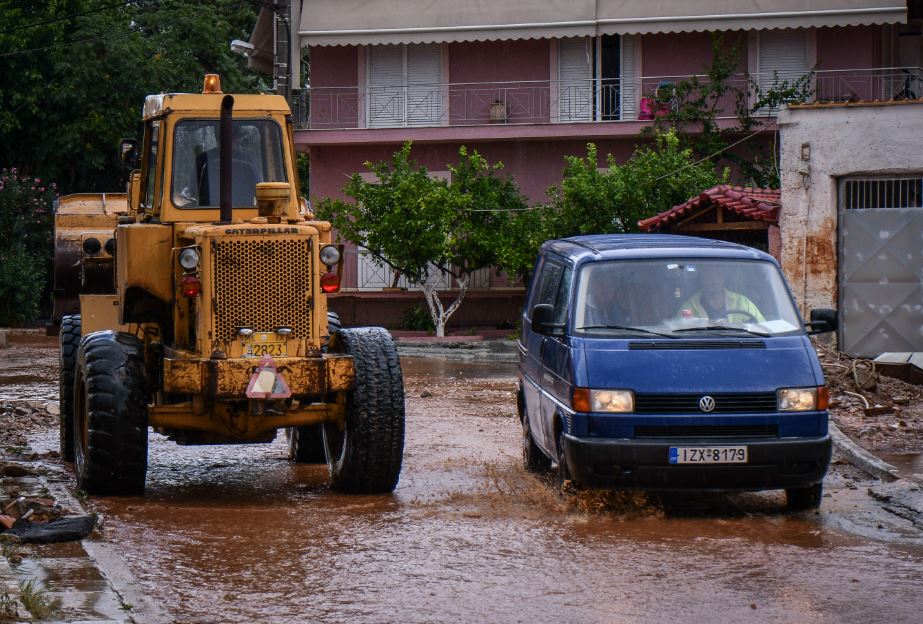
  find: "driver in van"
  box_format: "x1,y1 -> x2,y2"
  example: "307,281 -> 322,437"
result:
681,265 -> 765,323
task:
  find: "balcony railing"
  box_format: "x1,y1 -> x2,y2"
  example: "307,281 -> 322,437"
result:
292,67 -> 923,131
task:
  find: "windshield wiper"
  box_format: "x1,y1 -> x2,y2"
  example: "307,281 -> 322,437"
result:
672,325 -> 770,337
578,324 -> 676,338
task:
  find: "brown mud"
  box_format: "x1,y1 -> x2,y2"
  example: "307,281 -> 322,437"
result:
3,335 -> 923,622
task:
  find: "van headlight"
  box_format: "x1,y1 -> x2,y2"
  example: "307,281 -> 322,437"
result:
778,386 -> 829,411
572,388 -> 634,413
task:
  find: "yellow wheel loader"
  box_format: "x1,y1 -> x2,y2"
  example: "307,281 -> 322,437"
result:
54,75 -> 404,496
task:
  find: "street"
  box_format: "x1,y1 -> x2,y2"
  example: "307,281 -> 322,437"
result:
3,337 -> 921,623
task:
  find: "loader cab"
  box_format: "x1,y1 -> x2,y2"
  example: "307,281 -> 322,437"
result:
131,76 -> 301,224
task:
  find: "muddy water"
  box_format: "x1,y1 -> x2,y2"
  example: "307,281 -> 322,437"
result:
0,331 -> 58,402
16,354 -> 923,623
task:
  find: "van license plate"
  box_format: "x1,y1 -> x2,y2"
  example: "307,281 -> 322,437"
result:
242,333 -> 286,358
669,446 -> 748,464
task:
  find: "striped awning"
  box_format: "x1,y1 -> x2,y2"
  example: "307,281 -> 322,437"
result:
297,0 -> 906,47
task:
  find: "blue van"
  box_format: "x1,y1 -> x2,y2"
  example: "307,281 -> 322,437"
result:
517,235 -> 836,509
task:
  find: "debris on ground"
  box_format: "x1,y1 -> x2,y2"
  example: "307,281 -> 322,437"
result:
0,401 -> 58,449
815,342 -> 923,454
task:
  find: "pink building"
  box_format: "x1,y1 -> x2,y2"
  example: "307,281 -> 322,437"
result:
286,1 -> 917,302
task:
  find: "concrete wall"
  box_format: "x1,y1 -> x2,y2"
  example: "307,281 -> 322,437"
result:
778,101 -> 923,314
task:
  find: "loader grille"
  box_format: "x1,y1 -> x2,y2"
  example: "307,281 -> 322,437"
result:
212,237 -> 313,342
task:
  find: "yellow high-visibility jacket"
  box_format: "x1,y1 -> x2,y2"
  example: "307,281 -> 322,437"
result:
681,290 -> 765,323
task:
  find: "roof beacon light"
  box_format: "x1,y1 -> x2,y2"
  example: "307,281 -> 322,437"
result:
203,74 -> 222,94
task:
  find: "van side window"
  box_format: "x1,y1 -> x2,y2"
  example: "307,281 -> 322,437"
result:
535,261 -> 564,312
553,267 -> 573,324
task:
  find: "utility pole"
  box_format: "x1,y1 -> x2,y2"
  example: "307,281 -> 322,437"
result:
273,0 -> 291,101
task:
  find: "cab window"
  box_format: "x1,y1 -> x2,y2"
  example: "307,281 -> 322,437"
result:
171,119 -> 287,209
142,121 -> 160,211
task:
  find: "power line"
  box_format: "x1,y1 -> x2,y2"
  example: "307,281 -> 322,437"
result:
0,30 -> 136,58
0,1 -> 141,36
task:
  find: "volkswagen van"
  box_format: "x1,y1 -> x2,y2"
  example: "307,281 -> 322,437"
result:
517,235 -> 836,509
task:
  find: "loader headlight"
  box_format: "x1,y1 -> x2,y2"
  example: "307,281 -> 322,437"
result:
319,244 -> 340,267
179,248 -> 200,270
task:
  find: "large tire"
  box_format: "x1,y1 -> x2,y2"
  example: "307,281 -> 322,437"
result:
59,314 -> 81,462
73,331 -> 149,495
322,311 -> 341,353
286,424 -> 326,463
323,327 -> 405,493
786,482 -> 823,511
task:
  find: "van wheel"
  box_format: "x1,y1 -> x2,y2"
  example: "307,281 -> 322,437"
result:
556,431 -> 572,488
786,482 -> 823,510
59,314 -> 81,462
522,412 -> 550,473
74,331 -> 149,496
323,327 -> 405,493
287,424 -> 326,463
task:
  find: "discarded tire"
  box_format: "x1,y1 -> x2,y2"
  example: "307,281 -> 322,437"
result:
59,314 -> 81,462
786,482 -> 823,511
287,424 -> 326,463
74,331 -> 149,495
323,327 -> 405,493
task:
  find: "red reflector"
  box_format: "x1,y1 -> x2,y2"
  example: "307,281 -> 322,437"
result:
320,271 -> 340,293
181,275 -> 201,297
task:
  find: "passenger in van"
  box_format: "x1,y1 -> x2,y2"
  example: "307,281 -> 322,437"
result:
681,265 -> 765,323
583,280 -> 632,326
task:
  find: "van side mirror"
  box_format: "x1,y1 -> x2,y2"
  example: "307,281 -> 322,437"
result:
531,303 -> 563,336
119,138 -> 139,169
806,308 -> 837,335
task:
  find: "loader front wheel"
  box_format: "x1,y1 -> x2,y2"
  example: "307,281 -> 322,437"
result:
73,331 -> 149,495
59,314 -> 81,461
286,424 -> 326,463
323,327 -> 405,493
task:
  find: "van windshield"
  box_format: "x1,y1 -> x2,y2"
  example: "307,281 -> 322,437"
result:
171,119 -> 287,209
573,259 -> 803,337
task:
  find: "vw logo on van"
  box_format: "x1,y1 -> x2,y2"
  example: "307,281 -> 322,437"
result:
698,396 -> 716,412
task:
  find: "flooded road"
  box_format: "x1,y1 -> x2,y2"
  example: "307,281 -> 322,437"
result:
11,345 -> 923,623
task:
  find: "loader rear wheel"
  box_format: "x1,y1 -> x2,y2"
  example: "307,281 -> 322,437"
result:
73,331 -> 149,495
287,424 -> 326,463
323,327 -> 405,493
59,314 -> 81,462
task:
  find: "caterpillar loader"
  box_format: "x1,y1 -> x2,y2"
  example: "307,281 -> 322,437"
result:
55,75 -> 404,495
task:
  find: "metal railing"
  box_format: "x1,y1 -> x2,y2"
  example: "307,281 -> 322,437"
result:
347,248 -> 494,291
292,67 -> 923,130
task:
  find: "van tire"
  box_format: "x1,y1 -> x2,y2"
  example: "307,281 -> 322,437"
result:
556,430 -> 572,488
522,412 -> 551,473
59,314 -> 81,462
786,482 -> 823,510
287,424 -> 326,463
323,327 -> 404,493
73,331 -> 149,495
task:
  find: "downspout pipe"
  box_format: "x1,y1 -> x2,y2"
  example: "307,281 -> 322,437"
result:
219,95 -> 235,224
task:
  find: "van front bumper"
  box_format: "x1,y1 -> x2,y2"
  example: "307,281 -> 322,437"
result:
562,433 -> 832,490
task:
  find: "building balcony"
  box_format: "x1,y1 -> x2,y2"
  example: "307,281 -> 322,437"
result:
293,67 -> 923,145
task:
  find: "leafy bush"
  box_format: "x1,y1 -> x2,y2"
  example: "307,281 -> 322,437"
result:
400,305 -> 434,332
0,168 -> 55,325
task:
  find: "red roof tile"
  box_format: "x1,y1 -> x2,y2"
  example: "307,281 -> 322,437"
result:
638,184 -> 780,232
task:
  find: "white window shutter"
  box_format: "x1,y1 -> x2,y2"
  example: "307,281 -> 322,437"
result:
406,44 -> 442,126
558,37 -> 592,122
368,45 -> 405,127
757,30 -> 809,94
620,35 -> 637,120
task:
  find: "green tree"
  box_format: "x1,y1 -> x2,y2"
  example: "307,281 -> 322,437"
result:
317,143 -> 525,336
0,0 -> 260,195
648,33 -> 814,187
0,168 -> 56,325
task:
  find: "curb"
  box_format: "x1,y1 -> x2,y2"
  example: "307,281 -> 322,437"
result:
395,339 -> 519,361
829,421 -> 901,482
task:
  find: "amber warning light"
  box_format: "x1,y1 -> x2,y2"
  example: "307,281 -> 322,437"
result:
203,74 -> 222,94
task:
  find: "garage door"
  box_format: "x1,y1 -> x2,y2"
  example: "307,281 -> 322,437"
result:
839,176 -> 923,357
